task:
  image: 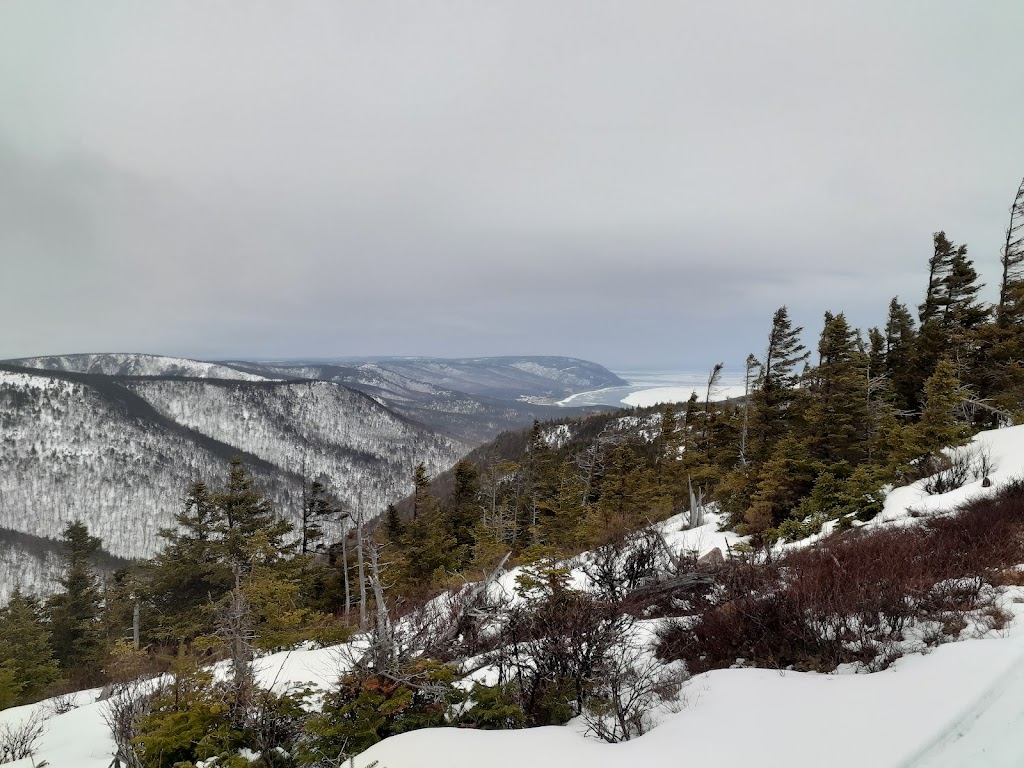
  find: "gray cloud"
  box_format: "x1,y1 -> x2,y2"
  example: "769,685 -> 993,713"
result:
1,1 -> 1022,369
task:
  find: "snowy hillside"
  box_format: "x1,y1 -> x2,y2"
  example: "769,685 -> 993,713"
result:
7,425 -> 1024,768
7,353 -> 273,381
0,533 -> 62,606
0,368 -> 466,563
125,378 -> 464,518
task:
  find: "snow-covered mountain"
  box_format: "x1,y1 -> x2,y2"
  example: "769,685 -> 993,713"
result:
3,353 -> 621,444
233,356 -> 625,400
0,366 -> 466,563
8,353 -> 274,381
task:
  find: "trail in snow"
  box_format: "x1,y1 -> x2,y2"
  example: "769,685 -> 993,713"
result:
908,636 -> 1024,768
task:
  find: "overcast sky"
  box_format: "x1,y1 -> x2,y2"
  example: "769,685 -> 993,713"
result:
2,2 -> 1023,370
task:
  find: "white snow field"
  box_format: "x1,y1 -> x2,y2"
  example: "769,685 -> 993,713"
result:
621,383 -> 748,408
5,425 -> 1024,768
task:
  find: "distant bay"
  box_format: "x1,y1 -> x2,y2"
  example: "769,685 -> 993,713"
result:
559,367 -> 746,408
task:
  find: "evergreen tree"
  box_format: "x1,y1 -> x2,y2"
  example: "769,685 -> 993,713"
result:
0,589 -> 59,706
741,436 -> 818,537
398,463 -> 457,590
914,358 -> 971,457
46,521 -> 105,676
445,459 -> 480,568
520,421 -> 558,546
884,297 -> 918,411
997,177 -> 1024,329
213,458 -> 293,569
942,244 -> 988,334
302,480 -> 341,555
384,503 -> 405,544
866,326 -> 886,379
411,462 -> 433,521
656,403 -> 681,486
805,312 -> 869,466
149,482 -> 233,643
749,306 -> 810,459
919,231 -> 956,324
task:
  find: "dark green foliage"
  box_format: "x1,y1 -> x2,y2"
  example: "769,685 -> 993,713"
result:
0,590 -> 59,707
214,457 -> 295,570
46,521 -> 106,677
147,482 -> 234,644
446,459 -> 481,568
805,312 -> 869,466
749,306 -> 810,460
300,660 -> 461,763
301,480 -> 342,555
460,682 -> 528,730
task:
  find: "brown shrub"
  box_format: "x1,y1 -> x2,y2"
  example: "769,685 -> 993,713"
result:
658,489 -> 1024,674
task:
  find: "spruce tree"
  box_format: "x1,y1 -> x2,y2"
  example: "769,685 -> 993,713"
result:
213,457 -> 293,569
149,482 -> 233,644
749,306 -> 810,459
46,521 -> 105,676
997,177 -> 1024,329
384,503 -> 405,544
884,297 -> 918,411
914,358 -> 971,457
411,462 -> 433,521
445,459 -> 480,568
0,589 -> 59,706
805,312 -> 870,466
919,231 -> 956,325
402,499 -> 457,591
302,480 -> 341,555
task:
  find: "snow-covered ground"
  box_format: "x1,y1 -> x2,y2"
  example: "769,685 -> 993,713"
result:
353,628 -> 1024,768
6,425 -> 1024,768
621,383 -> 748,408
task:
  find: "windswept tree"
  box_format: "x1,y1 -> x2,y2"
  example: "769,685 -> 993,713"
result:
997,176 -> 1024,329
804,312 -> 870,466
919,231 -> 957,325
749,306 -> 810,459
301,480 -> 343,555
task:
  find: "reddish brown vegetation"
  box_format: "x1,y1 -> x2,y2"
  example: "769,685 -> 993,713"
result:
658,483 -> 1024,673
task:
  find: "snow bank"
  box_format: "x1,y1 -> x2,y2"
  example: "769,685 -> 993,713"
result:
872,424 -> 1024,527
353,625 -> 1024,768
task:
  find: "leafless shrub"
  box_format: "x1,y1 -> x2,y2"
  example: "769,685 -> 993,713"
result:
42,691 -> 80,717
101,681 -> 152,768
922,448 -> 972,495
581,529 -> 669,603
0,708 -> 45,764
972,444 -> 996,482
488,590 -> 632,725
583,641 -> 686,742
